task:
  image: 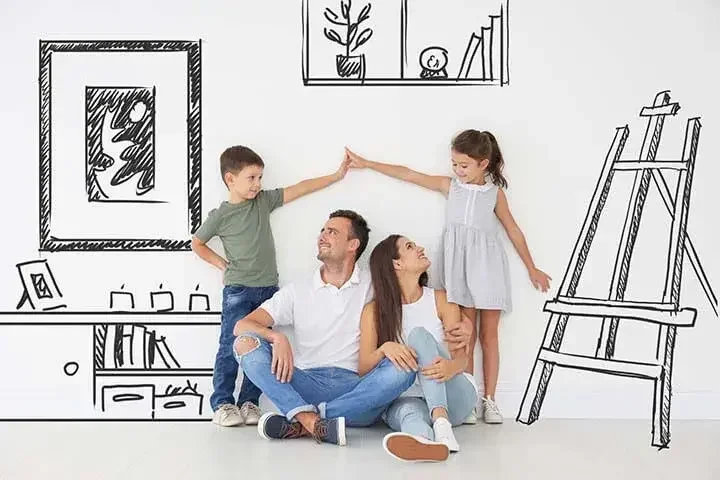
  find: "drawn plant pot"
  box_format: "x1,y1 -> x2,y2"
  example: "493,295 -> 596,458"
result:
336,53 -> 366,79
323,1 -> 373,81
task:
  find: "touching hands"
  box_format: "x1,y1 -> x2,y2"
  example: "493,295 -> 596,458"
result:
421,357 -> 459,383
529,267 -> 552,293
380,341 -> 418,372
344,147 -> 369,169
269,332 -> 294,383
334,155 -> 351,182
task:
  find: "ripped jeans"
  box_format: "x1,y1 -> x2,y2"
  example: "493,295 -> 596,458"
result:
234,333 -> 416,426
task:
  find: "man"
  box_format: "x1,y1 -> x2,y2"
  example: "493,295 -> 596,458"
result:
233,210 -> 472,446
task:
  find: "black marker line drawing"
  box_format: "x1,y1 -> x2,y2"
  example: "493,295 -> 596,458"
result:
15,259 -> 66,311
419,46 -> 448,79
0,307 -> 220,421
63,362 -> 79,376
86,86 -> 159,203
302,0 -> 510,86
109,284 -> 135,311
189,284 -> 210,311
516,90 -> 717,450
39,40 -> 202,252
150,284 -> 174,312
100,381 -> 203,419
323,0 -> 373,80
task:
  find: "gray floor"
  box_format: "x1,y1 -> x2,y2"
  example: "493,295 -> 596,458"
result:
0,420 -> 717,479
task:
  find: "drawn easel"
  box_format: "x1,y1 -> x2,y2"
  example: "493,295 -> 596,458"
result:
516,91 -> 717,449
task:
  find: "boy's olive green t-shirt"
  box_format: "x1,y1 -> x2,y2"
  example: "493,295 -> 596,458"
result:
194,188 -> 284,287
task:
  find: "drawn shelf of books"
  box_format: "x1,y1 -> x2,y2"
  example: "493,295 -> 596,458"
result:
302,0 -> 509,86
93,319 -> 218,420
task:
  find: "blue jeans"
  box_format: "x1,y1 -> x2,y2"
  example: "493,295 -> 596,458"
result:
210,285 -> 278,411
234,334 -> 416,426
382,327 -> 478,440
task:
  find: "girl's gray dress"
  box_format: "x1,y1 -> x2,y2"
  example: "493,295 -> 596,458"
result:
432,178 -> 512,313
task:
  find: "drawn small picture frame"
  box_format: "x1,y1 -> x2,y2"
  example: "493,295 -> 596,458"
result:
38,40 -> 202,251
16,259 -> 66,311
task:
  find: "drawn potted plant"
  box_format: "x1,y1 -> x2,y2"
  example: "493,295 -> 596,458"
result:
323,0 -> 373,79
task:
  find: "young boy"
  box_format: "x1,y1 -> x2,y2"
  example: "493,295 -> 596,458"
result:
192,145 -> 349,427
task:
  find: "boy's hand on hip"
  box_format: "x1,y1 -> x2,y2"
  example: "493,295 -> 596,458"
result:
270,333 -> 294,383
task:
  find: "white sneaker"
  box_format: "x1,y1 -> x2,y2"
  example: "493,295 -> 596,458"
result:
239,401 -> 262,425
432,417 -> 460,453
463,407 -> 479,425
382,432 -> 449,462
482,397 -> 503,424
212,404 -> 243,427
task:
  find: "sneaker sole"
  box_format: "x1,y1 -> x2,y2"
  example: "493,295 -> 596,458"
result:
484,417 -> 504,424
336,417 -> 347,446
383,433 -> 449,462
212,415 -> 243,427
244,416 -> 260,426
257,412 -> 279,440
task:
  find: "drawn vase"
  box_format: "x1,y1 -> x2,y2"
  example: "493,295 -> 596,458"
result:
336,54 -> 366,79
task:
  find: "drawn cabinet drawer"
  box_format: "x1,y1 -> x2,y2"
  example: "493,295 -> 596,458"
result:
0,325 -> 94,419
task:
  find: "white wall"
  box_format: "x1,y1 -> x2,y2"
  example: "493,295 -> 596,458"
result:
0,0 -> 718,425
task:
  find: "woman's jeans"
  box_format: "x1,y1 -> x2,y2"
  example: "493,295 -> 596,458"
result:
382,327 -> 478,440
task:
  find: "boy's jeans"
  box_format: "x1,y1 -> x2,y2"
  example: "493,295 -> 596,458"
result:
234,334 -> 416,426
210,284 -> 278,412
382,327 -> 478,440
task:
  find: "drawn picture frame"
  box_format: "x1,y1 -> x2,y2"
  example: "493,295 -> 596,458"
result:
38,40 -> 202,251
15,259 -> 66,311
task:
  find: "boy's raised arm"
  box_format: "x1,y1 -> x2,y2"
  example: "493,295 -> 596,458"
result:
282,157 -> 350,204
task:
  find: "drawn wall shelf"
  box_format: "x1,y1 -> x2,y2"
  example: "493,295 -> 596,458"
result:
301,0 -> 510,86
0,311 -> 220,421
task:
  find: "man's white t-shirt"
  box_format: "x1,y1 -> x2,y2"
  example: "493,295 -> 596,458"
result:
259,264 -> 372,372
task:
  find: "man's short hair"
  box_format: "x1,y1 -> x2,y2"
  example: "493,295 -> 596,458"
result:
329,210 -> 370,261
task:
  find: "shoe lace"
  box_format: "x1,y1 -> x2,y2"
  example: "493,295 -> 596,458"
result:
241,402 -> 261,416
311,420 -> 328,444
218,404 -> 237,416
280,421 -> 306,440
483,397 -> 500,416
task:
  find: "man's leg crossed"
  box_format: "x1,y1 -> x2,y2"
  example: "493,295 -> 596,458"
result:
234,333 -> 346,445
319,358 -> 416,427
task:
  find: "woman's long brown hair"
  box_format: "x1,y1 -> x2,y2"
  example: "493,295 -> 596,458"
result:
369,235 -> 428,346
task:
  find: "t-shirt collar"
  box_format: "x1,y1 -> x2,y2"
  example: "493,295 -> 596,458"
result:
313,263 -> 361,291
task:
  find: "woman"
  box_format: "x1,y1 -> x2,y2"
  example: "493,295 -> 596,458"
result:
359,234 -> 478,462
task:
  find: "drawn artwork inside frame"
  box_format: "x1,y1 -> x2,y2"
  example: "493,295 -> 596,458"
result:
86,86 -> 160,204
302,0 -> 510,86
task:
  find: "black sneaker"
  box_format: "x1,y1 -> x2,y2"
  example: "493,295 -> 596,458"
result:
311,417 -> 346,446
257,412 -> 306,440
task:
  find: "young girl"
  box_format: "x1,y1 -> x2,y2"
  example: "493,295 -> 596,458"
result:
346,129 -> 551,424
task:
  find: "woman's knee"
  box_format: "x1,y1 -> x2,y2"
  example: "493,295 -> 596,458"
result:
407,327 -> 436,349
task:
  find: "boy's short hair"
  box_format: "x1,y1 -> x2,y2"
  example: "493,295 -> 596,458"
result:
220,146 -> 264,186
329,209 -> 371,261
